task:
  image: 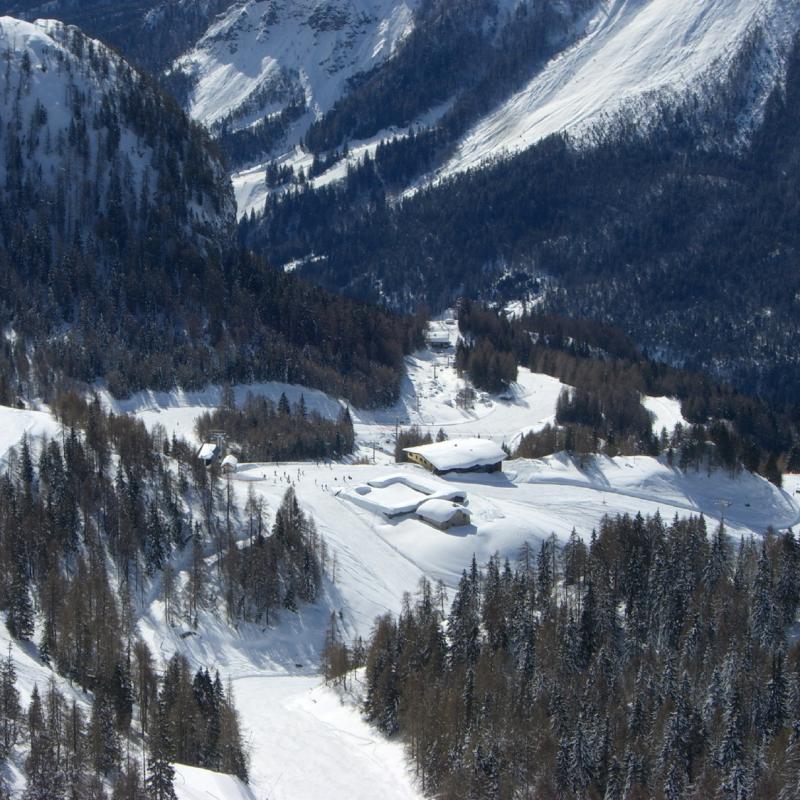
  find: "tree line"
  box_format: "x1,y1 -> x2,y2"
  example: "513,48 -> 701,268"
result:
195,389 -> 355,464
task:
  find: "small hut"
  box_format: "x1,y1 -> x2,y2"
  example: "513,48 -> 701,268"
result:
416,499 -> 471,531
197,442 -> 220,467
221,454 -> 239,475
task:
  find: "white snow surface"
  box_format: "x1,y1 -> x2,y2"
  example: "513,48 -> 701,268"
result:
174,764 -> 255,800
439,0 -> 800,179
99,381 -> 342,445
0,405 -> 61,462
643,395 -> 688,436
230,674 -> 417,800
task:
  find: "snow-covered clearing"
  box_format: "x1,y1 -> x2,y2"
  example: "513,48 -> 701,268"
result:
643,395 -> 688,436
0,405 -> 62,467
134,446 -> 797,798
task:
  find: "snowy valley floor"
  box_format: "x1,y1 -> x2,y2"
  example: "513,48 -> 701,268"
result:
2,334 -> 799,799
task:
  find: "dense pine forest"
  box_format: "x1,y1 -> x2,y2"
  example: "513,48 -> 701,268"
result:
334,515 -> 800,800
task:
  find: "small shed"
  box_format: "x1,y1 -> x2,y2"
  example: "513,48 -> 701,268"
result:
427,330 -> 451,349
221,454 -> 239,474
197,442 -> 220,466
417,499 -> 471,531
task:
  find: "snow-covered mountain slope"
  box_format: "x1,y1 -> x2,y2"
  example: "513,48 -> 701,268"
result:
174,0 -> 417,132
0,0 -> 230,70
0,15 -> 234,239
441,0 -> 800,178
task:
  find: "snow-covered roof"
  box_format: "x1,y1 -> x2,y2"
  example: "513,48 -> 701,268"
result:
427,330 -> 450,344
221,454 -> 238,469
367,473 -> 467,501
345,483 -> 428,517
416,499 -> 471,525
198,442 -> 218,460
404,438 -> 507,471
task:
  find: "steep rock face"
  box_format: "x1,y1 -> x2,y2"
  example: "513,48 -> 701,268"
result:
172,0 -> 418,133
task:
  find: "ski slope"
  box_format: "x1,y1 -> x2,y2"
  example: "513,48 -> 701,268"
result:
230,675 -> 416,800
440,0 -> 800,178
4,325 -> 800,799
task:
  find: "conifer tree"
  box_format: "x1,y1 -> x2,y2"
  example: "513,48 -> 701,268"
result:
146,702 -> 176,800
7,564 -> 34,640
0,646 -> 20,757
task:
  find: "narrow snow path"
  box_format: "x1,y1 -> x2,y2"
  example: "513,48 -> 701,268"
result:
232,675 -> 418,800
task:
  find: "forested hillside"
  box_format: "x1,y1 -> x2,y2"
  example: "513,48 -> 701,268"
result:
248,33 -> 800,404
349,515 -> 800,799
0,17 -> 422,408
